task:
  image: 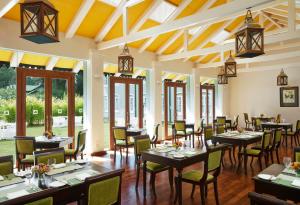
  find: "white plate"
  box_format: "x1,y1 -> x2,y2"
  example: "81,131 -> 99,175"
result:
173,154 -> 185,159
49,181 -> 66,188
257,174 -> 276,181
75,159 -> 87,165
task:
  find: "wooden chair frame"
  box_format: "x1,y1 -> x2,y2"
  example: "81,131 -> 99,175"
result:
33,147 -> 66,164
14,136 -> 36,171
0,155 -> 14,174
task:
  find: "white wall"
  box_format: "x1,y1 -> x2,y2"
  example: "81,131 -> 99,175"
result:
228,66 -> 300,127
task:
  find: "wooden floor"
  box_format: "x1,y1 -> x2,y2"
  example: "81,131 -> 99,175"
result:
88,139 -> 297,205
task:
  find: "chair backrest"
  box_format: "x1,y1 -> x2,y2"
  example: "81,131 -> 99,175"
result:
276,114 -> 281,123
294,147 -> 300,162
233,115 -> 239,127
151,124 -> 160,144
216,116 -> 226,125
133,135 -> 151,162
34,148 -> 65,165
255,118 -> 262,130
273,128 -> 282,148
113,127 -> 127,140
25,197 -> 53,205
200,145 -> 223,183
174,121 -> 186,132
204,126 -> 214,147
261,131 -> 272,151
0,155 -> 13,176
76,129 -> 87,153
85,169 -> 124,205
248,192 -> 295,205
15,136 -> 36,155
296,120 -> 300,131
244,113 -> 249,122
216,125 -> 225,134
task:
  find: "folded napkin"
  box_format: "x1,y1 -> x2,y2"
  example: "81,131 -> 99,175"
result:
53,163 -> 66,169
0,175 -> 4,181
292,179 -> 300,187
76,173 -> 91,181
7,190 -> 29,199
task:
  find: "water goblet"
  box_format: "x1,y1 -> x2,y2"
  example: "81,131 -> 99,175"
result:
283,157 -> 291,168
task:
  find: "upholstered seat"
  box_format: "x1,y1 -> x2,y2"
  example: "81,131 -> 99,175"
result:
115,139 -> 134,146
113,127 -> 134,162
65,149 -> 76,155
182,170 -> 214,182
146,161 -> 166,171
241,148 -> 261,155
21,155 -> 34,163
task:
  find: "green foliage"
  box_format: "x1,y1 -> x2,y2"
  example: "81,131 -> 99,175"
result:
0,88 -> 16,100
26,96 -> 45,126
75,96 -> 83,116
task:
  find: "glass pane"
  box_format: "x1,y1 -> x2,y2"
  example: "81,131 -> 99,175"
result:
52,78 -> 69,136
176,87 -> 184,120
114,83 -> 126,127
103,75 -> 110,149
129,83 -> 139,128
201,89 -> 207,125
167,86 -> 175,137
0,66 -> 16,159
26,76 -> 45,136
208,89 -> 214,124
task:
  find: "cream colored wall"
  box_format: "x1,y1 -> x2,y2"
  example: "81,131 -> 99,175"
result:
228,66 -> 300,127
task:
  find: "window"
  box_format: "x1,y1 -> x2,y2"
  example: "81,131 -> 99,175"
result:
149,1 -> 177,23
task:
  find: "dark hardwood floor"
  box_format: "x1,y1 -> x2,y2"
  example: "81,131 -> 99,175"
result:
88,139 -> 298,205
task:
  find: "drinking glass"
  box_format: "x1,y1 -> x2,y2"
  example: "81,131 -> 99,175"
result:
48,158 -> 56,166
283,157 -> 291,168
24,167 -> 32,185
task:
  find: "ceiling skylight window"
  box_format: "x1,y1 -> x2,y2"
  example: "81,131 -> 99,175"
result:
149,1 -> 177,23
211,30 -> 231,44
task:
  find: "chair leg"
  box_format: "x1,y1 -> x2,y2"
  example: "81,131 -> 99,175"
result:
258,156 -> 263,171
151,173 -> 156,197
232,146 -> 236,163
168,168 -> 173,191
276,149 -> 280,163
213,180 -> 220,205
126,147 -> 129,162
200,185 -> 206,205
114,146 -> 117,162
250,157 -> 254,167
136,164 -> 140,189
270,151 -> 274,164
228,148 -> 233,165
119,147 -> 122,159
191,184 -> 196,198
174,178 -> 178,204
205,184 -> 208,198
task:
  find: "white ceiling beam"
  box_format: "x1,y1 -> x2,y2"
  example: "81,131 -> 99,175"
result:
159,30 -> 300,61
95,0 -> 127,42
132,69 -> 144,78
264,8 -> 288,18
138,0 -> 193,53
10,51 -> 24,68
197,49 -> 300,68
65,0 -> 95,38
261,11 -> 283,28
73,61 -> 84,73
46,56 -> 59,70
288,0 -> 296,33
123,6 -> 128,36
130,0 -> 163,34
0,0 -> 18,18
98,0 -> 283,50
156,0 -> 216,55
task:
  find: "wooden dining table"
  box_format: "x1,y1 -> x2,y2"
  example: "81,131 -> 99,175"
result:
253,164 -> 300,203
261,122 -> 293,147
0,162 -> 124,205
213,131 -> 263,174
141,144 -> 225,205
35,136 -> 73,149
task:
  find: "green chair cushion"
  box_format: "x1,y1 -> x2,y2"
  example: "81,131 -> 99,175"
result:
135,138 -> 150,155
182,170 -> 214,182
114,129 -> 126,140
65,149 -> 76,156
0,161 -> 13,176
296,152 -> 300,162
25,197 -> 53,205
175,122 -> 185,131
208,150 -> 222,171
16,139 -> 34,155
21,155 -> 34,163
88,176 -> 120,205
146,161 -> 166,171
116,139 -> 134,146
241,149 -> 261,155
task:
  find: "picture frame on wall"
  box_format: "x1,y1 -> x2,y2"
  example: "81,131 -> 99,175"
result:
280,86 -> 299,107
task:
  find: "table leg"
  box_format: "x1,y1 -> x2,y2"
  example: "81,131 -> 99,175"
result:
143,160 -> 147,198
285,128 -> 288,148
176,168 -> 183,205
192,127 -> 195,148
237,146 -> 242,172
243,144 -> 248,175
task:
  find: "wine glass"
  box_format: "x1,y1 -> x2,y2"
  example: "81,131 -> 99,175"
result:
283,157 -> 291,168
24,167 -> 32,185
48,158 -> 56,167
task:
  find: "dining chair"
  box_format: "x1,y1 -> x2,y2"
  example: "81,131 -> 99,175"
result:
65,129 -> 87,161
150,124 -> 160,148
133,135 -> 173,197
244,113 -> 252,129
284,120 -> 300,147
113,127 -> 134,162
15,136 -> 36,171
216,125 -> 234,166
25,197 -> 53,205
175,145 -> 223,205
0,155 -> 13,176
276,114 -> 281,123
216,116 -> 226,129
204,126 -> 214,147
254,118 -> 262,131
34,148 -> 65,165
83,169 -> 124,205
248,192 -> 295,205
294,147 -> 300,162
173,120 -> 192,143
239,131 -> 272,170
194,119 -> 204,147
228,115 -> 239,131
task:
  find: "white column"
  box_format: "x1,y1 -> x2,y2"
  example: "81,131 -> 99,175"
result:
288,0 -> 296,33
192,68 -> 201,128
86,49 -> 105,154
149,61 -> 163,140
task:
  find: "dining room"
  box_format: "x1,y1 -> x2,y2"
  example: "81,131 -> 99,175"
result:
0,0 -> 300,205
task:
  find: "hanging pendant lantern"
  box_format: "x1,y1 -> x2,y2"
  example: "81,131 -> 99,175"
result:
118,44 -> 134,74
224,51 -> 237,77
277,69 -> 288,86
20,0 -> 59,44
217,67 -> 228,85
235,9 -> 264,58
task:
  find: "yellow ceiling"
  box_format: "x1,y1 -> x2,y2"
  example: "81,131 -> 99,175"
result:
2,0 -> 286,66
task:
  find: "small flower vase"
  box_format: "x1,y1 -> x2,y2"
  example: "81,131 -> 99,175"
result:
38,173 -> 47,189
